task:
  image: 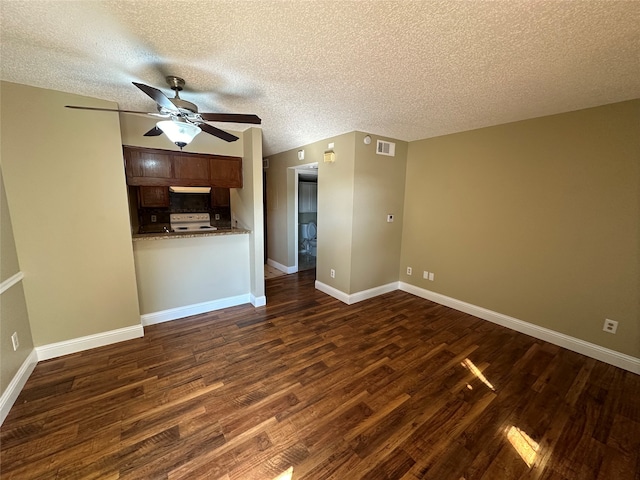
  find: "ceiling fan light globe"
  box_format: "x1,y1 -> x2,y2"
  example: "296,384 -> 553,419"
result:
156,120 -> 201,148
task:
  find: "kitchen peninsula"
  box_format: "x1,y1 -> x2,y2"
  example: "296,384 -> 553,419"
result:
124,142 -> 262,325
133,229 -> 252,326
132,227 -> 250,241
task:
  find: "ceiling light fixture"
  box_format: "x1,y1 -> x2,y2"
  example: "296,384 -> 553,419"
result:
156,118 -> 201,149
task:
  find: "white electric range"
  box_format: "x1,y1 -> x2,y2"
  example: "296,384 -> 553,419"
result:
169,213 -> 217,232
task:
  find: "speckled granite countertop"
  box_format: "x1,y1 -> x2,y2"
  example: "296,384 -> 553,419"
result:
132,228 -> 251,241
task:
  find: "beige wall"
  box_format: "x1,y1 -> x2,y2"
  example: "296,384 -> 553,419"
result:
133,235 -> 250,314
1,82 -> 141,346
400,100 -> 640,357
351,132 -> 407,293
266,132 -> 357,292
314,133 -> 357,291
266,131 -> 408,295
0,172 -> 34,395
264,147 -> 307,269
232,127 -> 265,301
0,174 -> 20,281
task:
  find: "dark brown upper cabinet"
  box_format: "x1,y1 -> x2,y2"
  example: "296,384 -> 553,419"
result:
173,155 -> 209,183
123,146 -> 242,188
124,149 -> 172,182
210,157 -> 243,188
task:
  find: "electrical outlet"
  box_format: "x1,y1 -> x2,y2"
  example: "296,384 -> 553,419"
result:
330,269 -> 335,278
11,332 -> 19,351
428,272 -> 435,281
407,267 -> 412,275
387,214 -> 394,223
151,215 -> 157,223
603,319 -> 618,334
214,214 -> 220,220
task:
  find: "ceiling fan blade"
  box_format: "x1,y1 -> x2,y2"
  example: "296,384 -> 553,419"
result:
132,82 -> 178,112
199,113 -> 262,124
198,123 -> 239,142
65,105 -> 156,115
143,126 -> 164,137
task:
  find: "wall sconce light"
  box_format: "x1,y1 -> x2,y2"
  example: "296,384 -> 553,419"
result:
298,150 -> 305,161
324,150 -> 336,163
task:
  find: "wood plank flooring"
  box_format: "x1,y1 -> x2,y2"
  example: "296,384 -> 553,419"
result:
1,269 -> 639,479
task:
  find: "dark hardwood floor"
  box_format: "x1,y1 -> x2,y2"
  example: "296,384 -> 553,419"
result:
1,269 -> 639,479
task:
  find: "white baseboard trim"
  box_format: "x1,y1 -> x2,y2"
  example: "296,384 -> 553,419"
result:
267,258 -> 297,274
349,282 -> 399,305
315,281 -> 350,304
399,282 -> 640,375
314,281 -> 399,305
251,294 -> 267,307
36,325 -> 144,361
141,294 -> 251,326
0,349 -> 38,426
0,271 -> 24,294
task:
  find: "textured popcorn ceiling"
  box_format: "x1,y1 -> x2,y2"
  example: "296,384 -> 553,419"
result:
1,1 -> 639,156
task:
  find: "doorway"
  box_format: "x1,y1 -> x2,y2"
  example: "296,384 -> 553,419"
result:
295,164 -> 318,272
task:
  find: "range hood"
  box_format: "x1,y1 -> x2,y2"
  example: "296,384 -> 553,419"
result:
169,186 -> 212,194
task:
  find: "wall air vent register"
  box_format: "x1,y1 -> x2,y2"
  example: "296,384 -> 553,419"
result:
376,140 -> 396,156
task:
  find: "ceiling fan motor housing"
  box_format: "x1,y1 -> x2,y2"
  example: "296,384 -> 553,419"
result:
170,97 -> 198,113
165,76 -> 198,113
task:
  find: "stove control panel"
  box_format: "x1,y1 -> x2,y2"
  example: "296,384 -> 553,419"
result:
170,213 -> 210,223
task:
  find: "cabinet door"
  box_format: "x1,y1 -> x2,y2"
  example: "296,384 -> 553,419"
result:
139,186 -> 169,207
299,182 -> 317,213
210,157 -> 243,188
299,183 -> 309,213
173,155 -> 209,182
211,188 -> 231,207
125,149 -> 172,181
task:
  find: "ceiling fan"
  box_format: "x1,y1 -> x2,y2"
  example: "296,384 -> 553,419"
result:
66,75 -> 261,148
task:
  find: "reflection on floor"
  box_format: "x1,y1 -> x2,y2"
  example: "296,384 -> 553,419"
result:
264,264 -> 286,279
298,253 -> 316,271
264,254 -> 316,280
